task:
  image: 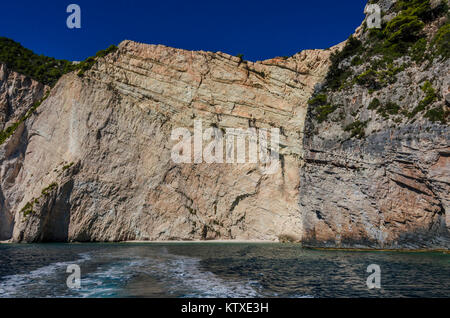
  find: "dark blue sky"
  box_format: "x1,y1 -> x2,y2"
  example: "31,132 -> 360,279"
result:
0,1 -> 367,62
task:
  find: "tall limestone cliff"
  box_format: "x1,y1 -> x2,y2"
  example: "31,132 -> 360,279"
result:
0,63 -> 49,239
0,40 -> 338,242
0,0 -> 448,248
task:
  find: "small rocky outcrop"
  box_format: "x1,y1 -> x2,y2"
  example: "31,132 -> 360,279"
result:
0,63 -> 48,131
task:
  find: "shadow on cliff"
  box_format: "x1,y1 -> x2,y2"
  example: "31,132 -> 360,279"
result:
0,187 -> 13,240
40,179 -> 74,242
0,120 -> 30,241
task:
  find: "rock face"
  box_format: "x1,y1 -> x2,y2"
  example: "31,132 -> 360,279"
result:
300,0 -> 450,249
0,1 -> 448,248
0,63 -> 49,240
0,63 -> 48,131
0,41 -> 338,242
301,123 -> 450,249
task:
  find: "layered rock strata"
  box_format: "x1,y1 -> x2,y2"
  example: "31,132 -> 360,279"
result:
0,41 -> 337,242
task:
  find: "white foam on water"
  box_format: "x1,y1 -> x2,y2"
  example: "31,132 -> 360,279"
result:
67,252 -> 263,298
0,249 -> 313,298
150,255 -> 262,298
75,258 -> 150,298
0,253 -> 91,298
71,254 -> 262,298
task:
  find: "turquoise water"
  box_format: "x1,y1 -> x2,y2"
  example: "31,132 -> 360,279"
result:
0,243 -> 448,298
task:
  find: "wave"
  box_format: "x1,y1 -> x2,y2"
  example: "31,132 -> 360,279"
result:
0,253 -> 91,298
75,258 -> 150,298
0,249 -> 312,298
73,253 -> 262,298
148,255 -> 262,298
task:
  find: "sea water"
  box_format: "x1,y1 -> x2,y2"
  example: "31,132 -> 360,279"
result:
0,243 -> 448,298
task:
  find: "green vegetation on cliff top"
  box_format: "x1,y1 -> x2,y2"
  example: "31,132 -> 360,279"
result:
0,37 -> 119,86
76,45 -> 118,77
308,0 -> 449,131
0,37 -> 76,87
0,38 -> 119,146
